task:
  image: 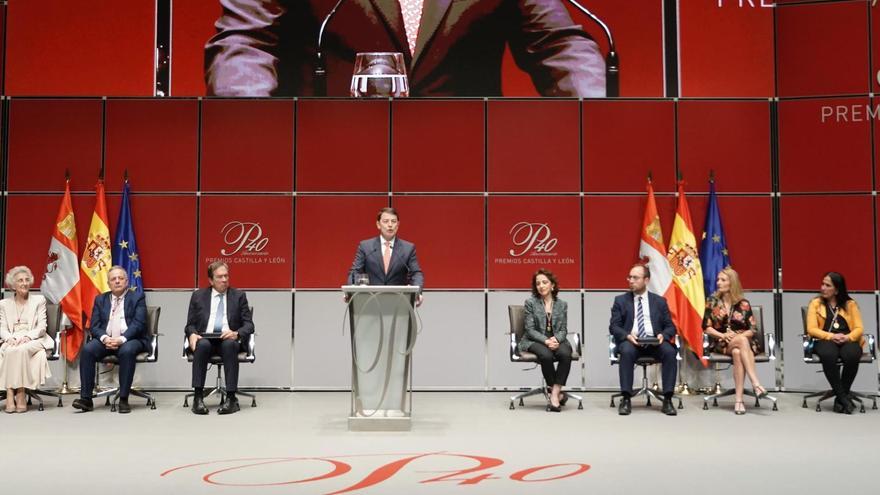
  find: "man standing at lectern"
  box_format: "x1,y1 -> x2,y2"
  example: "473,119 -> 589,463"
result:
347,207 -> 424,306
205,0 -> 606,97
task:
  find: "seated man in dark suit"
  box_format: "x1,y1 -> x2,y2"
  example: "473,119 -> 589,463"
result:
205,0 -> 606,97
609,264 -> 678,416
73,266 -> 149,414
185,261 -> 254,415
347,207 -> 424,305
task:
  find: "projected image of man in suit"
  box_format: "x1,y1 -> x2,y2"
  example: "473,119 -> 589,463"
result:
347,207 -> 424,306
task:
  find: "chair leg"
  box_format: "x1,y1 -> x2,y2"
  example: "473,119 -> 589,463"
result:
236,390 -> 257,407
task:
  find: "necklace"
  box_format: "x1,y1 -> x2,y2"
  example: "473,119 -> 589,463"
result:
828,303 -> 840,330
14,298 -> 27,324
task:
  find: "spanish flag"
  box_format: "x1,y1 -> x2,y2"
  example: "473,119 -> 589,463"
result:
80,180 -> 112,327
666,181 -> 706,362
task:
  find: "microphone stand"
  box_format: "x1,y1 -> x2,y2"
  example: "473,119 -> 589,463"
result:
315,0 -> 347,97
565,0 -> 619,97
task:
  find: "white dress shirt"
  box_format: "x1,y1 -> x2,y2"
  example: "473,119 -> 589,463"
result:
206,289 -> 230,333
630,292 -> 655,337
101,293 -> 128,343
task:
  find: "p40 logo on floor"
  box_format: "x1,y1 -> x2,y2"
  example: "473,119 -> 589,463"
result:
161,452 -> 590,493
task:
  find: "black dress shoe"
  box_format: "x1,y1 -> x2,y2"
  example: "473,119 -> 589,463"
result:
191,396 -> 208,415
833,396 -> 853,414
117,398 -> 131,414
559,393 -> 569,406
618,397 -> 632,415
72,398 -> 94,412
661,398 -> 678,416
218,397 -> 240,415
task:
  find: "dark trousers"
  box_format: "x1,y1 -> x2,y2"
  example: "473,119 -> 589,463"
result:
813,340 -> 862,396
191,337 -> 242,392
528,341 -> 572,387
618,340 -> 677,396
79,338 -> 146,399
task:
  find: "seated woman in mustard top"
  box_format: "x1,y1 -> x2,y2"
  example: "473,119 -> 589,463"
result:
702,267 -> 767,415
806,271 -> 864,414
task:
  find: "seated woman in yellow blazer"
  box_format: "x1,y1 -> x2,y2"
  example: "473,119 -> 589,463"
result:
806,271 -> 864,415
518,269 -> 571,412
0,266 -> 52,413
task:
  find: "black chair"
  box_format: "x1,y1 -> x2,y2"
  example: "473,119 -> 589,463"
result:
182,307 -> 256,408
0,303 -> 64,411
507,304 -> 583,410
93,306 -> 160,411
608,335 -> 684,410
700,305 -> 778,411
800,306 -> 878,413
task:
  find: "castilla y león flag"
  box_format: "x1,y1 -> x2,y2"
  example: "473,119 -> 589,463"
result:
40,180 -> 83,361
638,180 -> 680,323
80,180 -> 112,327
666,181 -> 706,362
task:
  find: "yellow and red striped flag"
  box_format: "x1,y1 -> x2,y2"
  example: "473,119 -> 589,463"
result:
80,180 -> 112,326
666,181 -> 706,362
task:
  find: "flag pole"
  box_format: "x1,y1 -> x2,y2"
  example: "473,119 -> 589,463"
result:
58,170 -> 75,395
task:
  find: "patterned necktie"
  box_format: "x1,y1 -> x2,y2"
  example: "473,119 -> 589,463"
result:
213,294 -> 225,333
636,296 -> 646,338
107,297 -> 123,339
383,241 -> 392,274
399,0 -> 424,55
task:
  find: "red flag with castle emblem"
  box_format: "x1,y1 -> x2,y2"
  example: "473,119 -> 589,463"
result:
80,180 -> 112,326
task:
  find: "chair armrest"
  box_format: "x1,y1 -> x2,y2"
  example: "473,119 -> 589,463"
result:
766,331 -> 776,360
245,333 -> 256,360
146,333 -> 159,362
567,332 -> 582,356
181,335 -> 189,359
674,334 -> 682,361
509,332 -> 520,361
701,333 -> 711,362
801,334 -> 815,361
867,334 -> 876,360
50,330 -> 62,359
608,334 -> 619,364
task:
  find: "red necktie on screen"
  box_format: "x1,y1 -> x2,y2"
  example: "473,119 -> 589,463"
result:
399,0 -> 424,56
383,241 -> 392,274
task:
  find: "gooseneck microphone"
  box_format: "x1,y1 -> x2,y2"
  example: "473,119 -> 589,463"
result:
565,0 -> 619,97
315,0 -> 347,97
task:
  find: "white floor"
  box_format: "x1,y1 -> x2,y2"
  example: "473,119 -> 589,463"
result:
1,391 -> 877,494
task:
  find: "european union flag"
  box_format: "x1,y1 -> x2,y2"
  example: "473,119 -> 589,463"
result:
700,180 -> 730,295
112,181 -> 143,296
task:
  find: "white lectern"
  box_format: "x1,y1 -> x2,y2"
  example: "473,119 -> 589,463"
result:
342,285 -> 419,431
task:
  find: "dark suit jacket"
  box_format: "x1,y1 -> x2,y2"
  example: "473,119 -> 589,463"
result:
347,236 -> 424,288
88,292 -> 150,349
609,291 -> 676,346
205,0 -> 606,97
519,296 -> 567,353
184,287 -> 255,341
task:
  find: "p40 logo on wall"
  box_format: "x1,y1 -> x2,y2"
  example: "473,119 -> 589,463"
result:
205,221 -> 287,266
495,222 -> 574,266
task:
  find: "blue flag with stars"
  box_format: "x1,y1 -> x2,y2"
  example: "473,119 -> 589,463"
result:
112,181 -> 143,295
700,180 -> 730,295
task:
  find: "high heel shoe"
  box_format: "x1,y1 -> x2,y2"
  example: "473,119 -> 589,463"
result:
734,401 -> 746,415
754,384 -> 768,398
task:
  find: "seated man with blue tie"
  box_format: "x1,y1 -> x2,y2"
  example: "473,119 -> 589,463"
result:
347,207 -> 424,306
185,261 -> 254,415
73,266 -> 148,414
609,264 -> 678,416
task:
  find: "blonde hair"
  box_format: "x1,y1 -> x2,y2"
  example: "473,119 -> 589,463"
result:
713,267 -> 745,303
5,266 -> 34,288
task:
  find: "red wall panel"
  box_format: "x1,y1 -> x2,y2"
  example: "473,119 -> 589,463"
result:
781,195 -> 874,291
297,100 -> 389,192
392,196 -> 485,289
295,196 -> 388,288
873,5 -> 880,94
392,100 -> 484,192
686,195 -> 774,290
7,99 -> 103,192
171,0 -> 219,96
488,196 -> 581,289
198,195 -> 293,289
583,100 -> 675,193
778,97 -> 872,192
5,0 -> 155,96
200,99 -> 294,192
106,195 -> 198,289
105,99 -> 199,192
5,194 -> 106,288
678,100 -> 772,193
488,100 -> 580,192
679,0 -> 774,97
776,1 -> 870,97
0,5 -> 6,93
583,195 -> 676,289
